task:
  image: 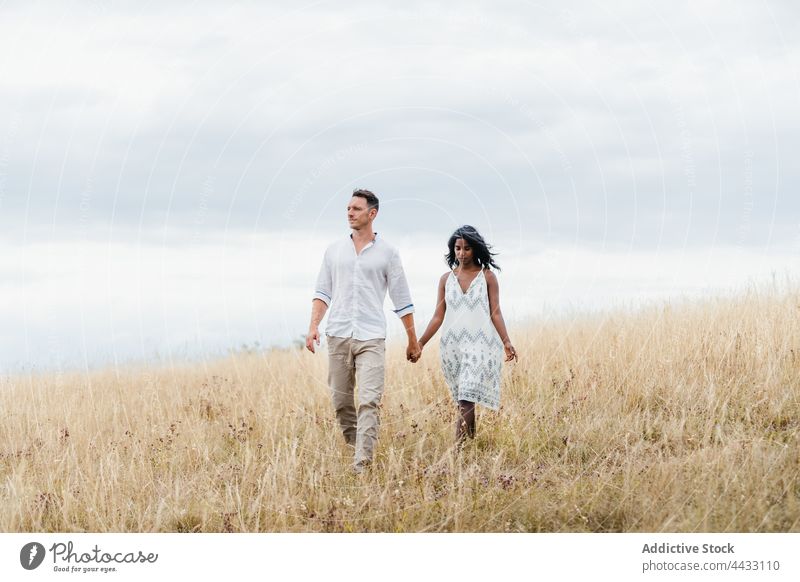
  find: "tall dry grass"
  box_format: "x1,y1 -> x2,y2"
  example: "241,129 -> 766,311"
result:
2,288 -> 799,532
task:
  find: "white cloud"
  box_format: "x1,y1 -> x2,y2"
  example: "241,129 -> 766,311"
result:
1,0 -> 799,369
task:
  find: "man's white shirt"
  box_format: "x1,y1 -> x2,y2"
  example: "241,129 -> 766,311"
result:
313,233 -> 415,340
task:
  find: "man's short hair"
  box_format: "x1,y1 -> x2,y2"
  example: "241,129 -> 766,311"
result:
352,189 -> 379,212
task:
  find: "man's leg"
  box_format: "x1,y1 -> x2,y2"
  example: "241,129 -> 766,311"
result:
352,338 -> 386,468
327,336 -> 357,447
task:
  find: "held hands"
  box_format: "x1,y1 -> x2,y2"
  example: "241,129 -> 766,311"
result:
406,339 -> 422,363
306,326 -> 321,353
504,341 -> 518,362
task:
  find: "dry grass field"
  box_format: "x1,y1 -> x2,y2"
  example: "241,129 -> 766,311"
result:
2,288 -> 799,532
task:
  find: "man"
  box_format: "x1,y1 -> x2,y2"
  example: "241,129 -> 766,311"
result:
306,189 -> 421,473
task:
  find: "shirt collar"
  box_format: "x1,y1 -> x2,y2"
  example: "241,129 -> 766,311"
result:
349,231 -> 378,242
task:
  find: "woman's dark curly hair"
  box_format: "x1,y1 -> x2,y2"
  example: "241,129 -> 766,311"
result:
445,225 -> 501,271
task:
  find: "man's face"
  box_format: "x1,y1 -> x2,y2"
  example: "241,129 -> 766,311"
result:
347,196 -> 376,230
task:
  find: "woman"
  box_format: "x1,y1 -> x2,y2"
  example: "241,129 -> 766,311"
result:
418,225 -> 517,444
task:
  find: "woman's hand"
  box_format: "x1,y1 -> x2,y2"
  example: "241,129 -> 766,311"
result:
407,339 -> 422,363
503,341 -> 517,362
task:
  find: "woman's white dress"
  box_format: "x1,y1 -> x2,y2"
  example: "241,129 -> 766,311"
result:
440,269 -> 504,410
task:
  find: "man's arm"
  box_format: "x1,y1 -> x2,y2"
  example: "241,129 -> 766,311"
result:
387,248 -> 421,362
307,251 -> 332,354
306,299 -> 329,353
400,313 -> 421,362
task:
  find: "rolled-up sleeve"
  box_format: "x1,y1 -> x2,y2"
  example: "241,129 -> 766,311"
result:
313,250 -> 333,306
387,248 -> 414,317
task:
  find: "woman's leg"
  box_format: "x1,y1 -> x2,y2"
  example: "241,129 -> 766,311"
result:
456,400 -> 476,443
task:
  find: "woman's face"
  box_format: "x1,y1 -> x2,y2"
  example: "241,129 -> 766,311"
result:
454,238 -> 474,266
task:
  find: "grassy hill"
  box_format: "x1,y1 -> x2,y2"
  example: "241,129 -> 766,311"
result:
2,289 -> 798,532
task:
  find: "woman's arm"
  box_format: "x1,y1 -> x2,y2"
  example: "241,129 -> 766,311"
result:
485,269 -> 517,361
418,273 -> 449,349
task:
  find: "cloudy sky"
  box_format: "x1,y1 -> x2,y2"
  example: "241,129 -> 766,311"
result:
1,0 -> 799,372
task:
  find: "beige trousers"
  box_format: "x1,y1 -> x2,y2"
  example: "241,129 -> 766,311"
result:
326,335 -> 386,466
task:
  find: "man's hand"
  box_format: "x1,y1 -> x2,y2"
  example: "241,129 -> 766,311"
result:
306,326 -> 321,353
406,339 -> 422,363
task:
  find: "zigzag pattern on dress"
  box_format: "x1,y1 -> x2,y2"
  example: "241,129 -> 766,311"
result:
440,328 -> 503,349
445,293 -> 491,315
441,360 -> 501,384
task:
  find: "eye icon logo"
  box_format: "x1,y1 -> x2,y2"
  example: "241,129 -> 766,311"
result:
20,542 -> 46,570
